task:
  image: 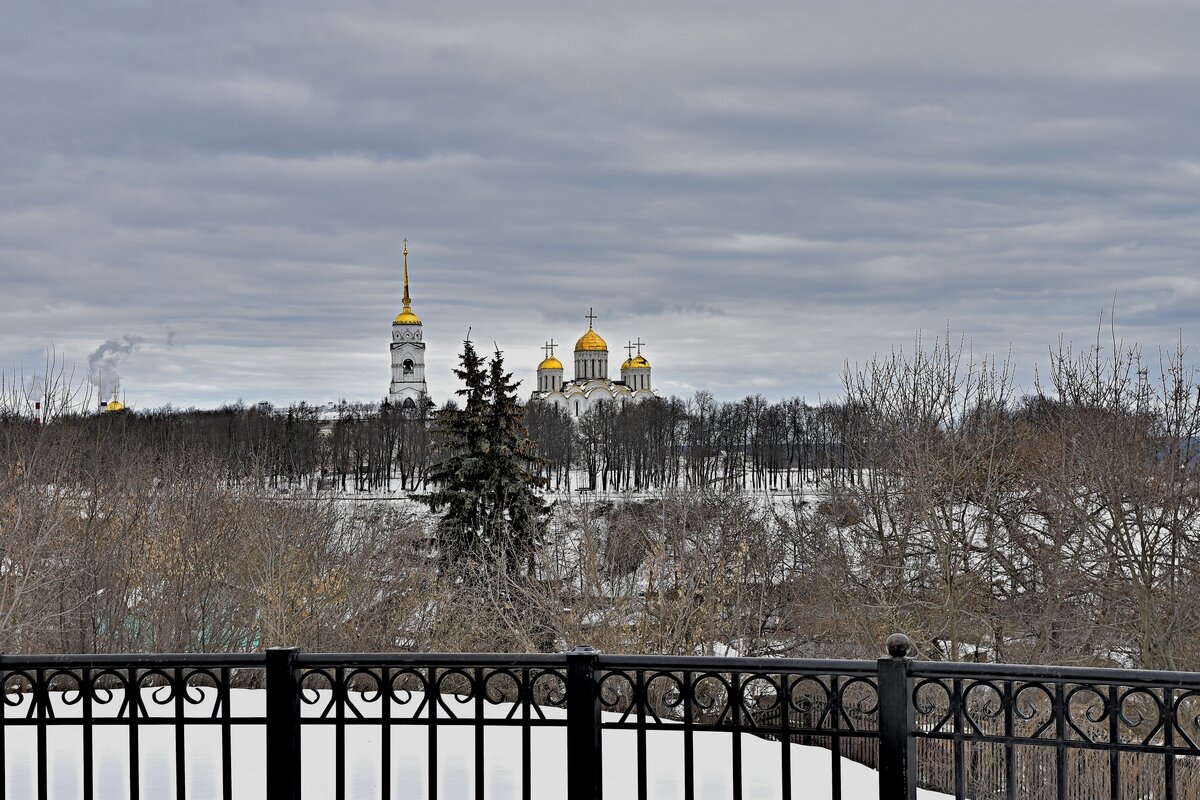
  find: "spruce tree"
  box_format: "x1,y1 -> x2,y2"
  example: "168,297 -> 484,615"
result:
424,337 -> 548,575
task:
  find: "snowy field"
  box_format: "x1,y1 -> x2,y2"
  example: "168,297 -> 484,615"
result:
2,689 -> 951,800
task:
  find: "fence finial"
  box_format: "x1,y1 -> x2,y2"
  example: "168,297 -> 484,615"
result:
886,633 -> 911,659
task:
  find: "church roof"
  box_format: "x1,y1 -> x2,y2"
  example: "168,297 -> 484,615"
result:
575,328 -> 607,352
622,354 -> 651,370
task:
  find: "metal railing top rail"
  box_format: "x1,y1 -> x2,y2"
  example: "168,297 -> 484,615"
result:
293,651 -> 568,667
598,653 -> 877,674
908,659 -> 1200,688
0,652 -> 267,668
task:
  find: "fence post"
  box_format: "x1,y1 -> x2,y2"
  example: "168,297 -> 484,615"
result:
266,647 -> 301,800
878,633 -> 916,800
566,645 -> 602,800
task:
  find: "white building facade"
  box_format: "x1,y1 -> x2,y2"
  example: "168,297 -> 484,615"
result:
530,310 -> 656,417
388,243 -> 428,408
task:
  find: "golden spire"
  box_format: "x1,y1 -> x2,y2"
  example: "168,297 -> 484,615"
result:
402,239 -> 411,309
393,239 -> 422,325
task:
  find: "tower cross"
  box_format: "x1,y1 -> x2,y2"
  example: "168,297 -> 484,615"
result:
625,341 -> 635,360
585,307 -> 597,328
543,339 -> 559,359
633,337 -> 646,355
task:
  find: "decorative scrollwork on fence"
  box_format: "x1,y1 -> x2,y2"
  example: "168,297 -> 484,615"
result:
595,667 -> 879,736
294,663 -> 569,723
0,664 -> 237,721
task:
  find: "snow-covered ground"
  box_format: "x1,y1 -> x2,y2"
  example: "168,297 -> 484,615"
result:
2,689 -> 949,800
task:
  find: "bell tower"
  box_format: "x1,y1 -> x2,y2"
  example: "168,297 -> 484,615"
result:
388,240 -> 427,408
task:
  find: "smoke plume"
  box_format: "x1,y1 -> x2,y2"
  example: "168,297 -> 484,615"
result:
88,335 -> 145,400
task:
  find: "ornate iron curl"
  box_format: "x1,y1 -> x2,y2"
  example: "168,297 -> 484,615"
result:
2,669 -> 37,716
136,667 -> 187,712
913,678 -> 954,733
597,669 -> 637,722
839,676 -> 880,723
738,674 -> 781,730
1170,689 -> 1200,751
644,670 -> 688,724
1113,686 -> 1165,745
1062,684 -> 1108,743
529,668 -> 567,714
87,669 -> 131,715
689,672 -> 733,725
959,679 -> 1005,737
298,668 -> 337,718
434,667 -> 478,719
788,675 -> 835,728
482,669 -> 522,705
386,668 -> 429,716
1010,682 -> 1055,738
341,668 -> 384,719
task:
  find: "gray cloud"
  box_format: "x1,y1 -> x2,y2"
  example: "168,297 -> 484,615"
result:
2,1 -> 1199,408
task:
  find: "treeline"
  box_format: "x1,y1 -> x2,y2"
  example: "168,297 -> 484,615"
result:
0,394 -> 859,495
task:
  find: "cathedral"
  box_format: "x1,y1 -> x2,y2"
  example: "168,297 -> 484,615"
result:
387,246 -> 655,416
387,242 -> 428,408
530,309 -> 656,417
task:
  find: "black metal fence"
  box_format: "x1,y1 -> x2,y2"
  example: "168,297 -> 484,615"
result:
3,636 -> 1200,799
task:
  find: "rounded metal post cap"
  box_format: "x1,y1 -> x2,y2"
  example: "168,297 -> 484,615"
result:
886,633 -> 911,658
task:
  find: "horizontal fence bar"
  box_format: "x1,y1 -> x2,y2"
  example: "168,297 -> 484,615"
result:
909,659 -> 1200,689
0,653 -> 267,668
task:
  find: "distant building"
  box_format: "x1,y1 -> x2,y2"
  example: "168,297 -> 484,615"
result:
387,242 -> 428,409
530,309 -> 656,417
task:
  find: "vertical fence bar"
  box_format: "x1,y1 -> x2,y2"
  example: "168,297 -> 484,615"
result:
830,674 -> 842,800
952,678 -> 964,800
427,666 -> 438,800
1003,681 -> 1015,800
220,666 -> 232,800
779,673 -> 791,800
381,667 -> 391,800
731,671 -> 743,800
683,670 -> 695,800
566,646 -> 602,800
877,634 -> 916,800
635,668 -> 646,800
35,668 -> 47,800
521,667 -> 531,800
474,667 -> 484,800
0,652 -> 5,800
175,667 -> 187,800
83,667 -> 94,800
1164,687 -> 1176,800
1054,681 -> 1067,800
334,666 -> 345,800
266,647 -> 301,800
1107,684 -> 1120,800
128,667 -> 140,800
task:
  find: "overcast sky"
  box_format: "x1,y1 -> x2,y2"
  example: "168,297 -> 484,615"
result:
3,1 -> 1199,409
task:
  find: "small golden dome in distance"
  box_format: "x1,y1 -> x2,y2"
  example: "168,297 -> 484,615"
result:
106,399 -> 126,412
575,328 -> 608,352
621,354 -> 651,370
538,355 -> 564,370
393,309 -> 422,325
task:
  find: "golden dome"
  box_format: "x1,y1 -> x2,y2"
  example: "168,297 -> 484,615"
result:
621,354 -> 651,370
575,328 -> 608,352
538,355 -> 564,371
106,399 -> 126,412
